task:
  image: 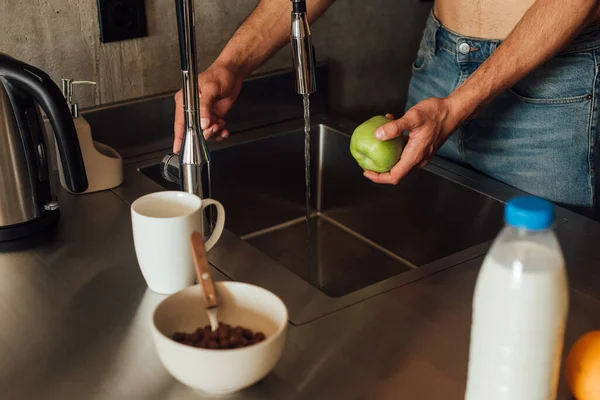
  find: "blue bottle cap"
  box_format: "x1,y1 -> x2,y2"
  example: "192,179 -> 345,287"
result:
505,196 -> 555,230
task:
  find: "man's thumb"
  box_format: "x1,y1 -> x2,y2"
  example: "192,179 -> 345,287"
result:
375,119 -> 408,141
375,112 -> 421,141
199,82 -> 219,130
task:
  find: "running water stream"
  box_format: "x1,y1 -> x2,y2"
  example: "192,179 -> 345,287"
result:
303,94 -> 312,271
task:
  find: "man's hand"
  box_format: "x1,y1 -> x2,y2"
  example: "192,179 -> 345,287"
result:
171,0 -> 336,153
365,0 -> 600,185
173,62 -> 243,153
363,98 -> 463,185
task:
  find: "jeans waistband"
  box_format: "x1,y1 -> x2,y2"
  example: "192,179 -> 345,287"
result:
423,10 -> 600,62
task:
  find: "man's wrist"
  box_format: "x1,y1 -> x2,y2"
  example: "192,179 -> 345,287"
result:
212,53 -> 248,78
445,91 -> 479,125
446,82 -> 491,123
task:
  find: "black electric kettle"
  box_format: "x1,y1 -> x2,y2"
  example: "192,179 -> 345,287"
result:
0,53 -> 88,241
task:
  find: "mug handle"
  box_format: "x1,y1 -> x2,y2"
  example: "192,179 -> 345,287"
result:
201,198 -> 225,252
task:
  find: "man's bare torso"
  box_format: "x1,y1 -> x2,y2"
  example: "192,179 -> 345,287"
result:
435,0 -> 600,39
434,0 -> 536,38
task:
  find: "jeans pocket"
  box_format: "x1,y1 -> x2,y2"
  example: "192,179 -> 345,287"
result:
508,90 -> 591,105
412,32 -> 434,72
508,51 -> 595,105
466,96 -> 595,206
412,47 -> 431,72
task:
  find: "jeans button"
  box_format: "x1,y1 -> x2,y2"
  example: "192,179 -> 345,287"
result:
458,43 -> 470,54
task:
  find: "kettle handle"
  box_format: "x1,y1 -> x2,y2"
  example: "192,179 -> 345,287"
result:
0,53 -> 88,193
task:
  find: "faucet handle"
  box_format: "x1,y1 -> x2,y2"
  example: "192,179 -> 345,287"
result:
161,153 -> 181,184
61,79 -> 97,118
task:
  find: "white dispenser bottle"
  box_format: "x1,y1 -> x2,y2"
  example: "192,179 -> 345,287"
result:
465,196 -> 569,400
50,79 -> 123,194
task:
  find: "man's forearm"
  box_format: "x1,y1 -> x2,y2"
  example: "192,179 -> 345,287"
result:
215,0 -> 335,77
448,0 -> 599,120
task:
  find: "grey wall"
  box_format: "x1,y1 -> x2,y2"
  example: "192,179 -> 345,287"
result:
0,0 -> 432,123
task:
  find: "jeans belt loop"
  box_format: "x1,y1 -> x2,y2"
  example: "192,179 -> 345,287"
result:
431,20 -> 438,57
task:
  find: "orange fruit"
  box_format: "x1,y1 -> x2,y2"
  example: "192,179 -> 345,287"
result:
565,330 -> 600,400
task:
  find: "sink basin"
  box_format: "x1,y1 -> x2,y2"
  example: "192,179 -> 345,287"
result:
139,123 -> 504,298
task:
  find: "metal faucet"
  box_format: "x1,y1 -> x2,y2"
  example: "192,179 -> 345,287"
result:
161,0 -> 317,198
290,0 -> 317,95
162,0 -> 211,202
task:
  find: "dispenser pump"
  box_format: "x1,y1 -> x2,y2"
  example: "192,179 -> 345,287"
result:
53,77 -> 123,195
61,79 -> 97,118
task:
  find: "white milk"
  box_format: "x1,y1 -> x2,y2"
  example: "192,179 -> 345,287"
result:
465,239 -> 568,400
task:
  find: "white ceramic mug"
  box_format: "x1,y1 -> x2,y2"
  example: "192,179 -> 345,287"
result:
131,191 -> 225,294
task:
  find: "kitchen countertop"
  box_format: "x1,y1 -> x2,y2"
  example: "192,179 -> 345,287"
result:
2,115 -> 600,400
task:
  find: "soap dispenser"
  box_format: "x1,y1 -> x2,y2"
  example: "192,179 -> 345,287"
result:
51,78 -> 124,194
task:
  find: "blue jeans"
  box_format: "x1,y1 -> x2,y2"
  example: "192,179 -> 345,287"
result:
406,11 -> 600,212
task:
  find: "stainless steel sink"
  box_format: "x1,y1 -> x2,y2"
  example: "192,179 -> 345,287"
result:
139,121 -> 505,298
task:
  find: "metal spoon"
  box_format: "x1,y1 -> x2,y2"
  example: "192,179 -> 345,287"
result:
190,231 -> 219,332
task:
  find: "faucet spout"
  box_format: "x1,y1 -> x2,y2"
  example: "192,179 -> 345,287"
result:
175,0 -> 211,200
290,0 -> 317,95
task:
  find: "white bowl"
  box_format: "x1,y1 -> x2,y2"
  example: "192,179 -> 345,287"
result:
151,281 -> 288,395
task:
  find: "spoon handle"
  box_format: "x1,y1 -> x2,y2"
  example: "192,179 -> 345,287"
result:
190,231 -> 218,309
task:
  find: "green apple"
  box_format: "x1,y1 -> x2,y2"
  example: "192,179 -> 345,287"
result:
350,115 -> 406,173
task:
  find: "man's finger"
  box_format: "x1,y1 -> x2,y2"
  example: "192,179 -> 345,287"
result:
363,146 -> 422,184
173,90 -> 184,153
363,170 -> 396,184
215,129 -> 230,142
173,128 -> 183,153
387,147 -> 422,182
199,81 -> 219,130
201,116 -> 217,139
375,112 -> 420,141
203,119 -> 228,141
208,119 -> 226,139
